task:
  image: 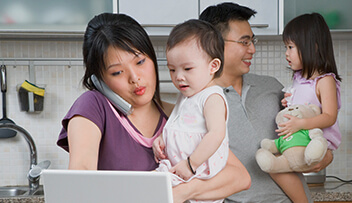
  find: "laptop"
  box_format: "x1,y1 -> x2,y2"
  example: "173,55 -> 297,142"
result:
42,169 -> 173,203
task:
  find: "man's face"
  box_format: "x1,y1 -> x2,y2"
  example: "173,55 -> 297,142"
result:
223,20 -> 256,77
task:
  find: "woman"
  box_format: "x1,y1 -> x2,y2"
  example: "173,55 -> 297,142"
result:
57,13 -> 250,202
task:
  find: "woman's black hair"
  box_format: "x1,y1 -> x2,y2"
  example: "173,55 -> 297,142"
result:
82,13 -> 162,105
283,13 -> 341,81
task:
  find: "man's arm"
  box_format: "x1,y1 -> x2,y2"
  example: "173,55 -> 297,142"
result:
172,150 -> 251,203
304,149 -> 333,173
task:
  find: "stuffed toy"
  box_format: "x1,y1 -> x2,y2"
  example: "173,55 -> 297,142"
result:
255,104 -> 328,173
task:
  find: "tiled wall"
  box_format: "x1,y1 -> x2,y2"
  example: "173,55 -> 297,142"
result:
0,36 -> 351,186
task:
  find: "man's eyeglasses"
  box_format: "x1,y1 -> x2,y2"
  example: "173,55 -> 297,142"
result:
224,37 -> 258,47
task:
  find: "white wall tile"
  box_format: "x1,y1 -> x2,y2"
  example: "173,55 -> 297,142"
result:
0,36 -> 351,187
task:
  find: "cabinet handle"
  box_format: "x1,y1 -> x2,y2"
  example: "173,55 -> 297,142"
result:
141,24 -> 176,28
142,24 -> 269,29
250,24 -> 269,28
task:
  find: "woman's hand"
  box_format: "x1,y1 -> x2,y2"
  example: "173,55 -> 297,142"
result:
152,136 -> 166,162
275,115 -> 304,139
169,159 -> 193,181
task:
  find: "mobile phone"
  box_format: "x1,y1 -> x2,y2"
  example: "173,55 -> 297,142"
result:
91,74 -> 133,115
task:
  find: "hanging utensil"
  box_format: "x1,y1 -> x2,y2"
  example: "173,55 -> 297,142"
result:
0,65 -> 16,138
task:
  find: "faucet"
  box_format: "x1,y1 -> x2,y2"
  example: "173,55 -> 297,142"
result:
0,123 -> 49,193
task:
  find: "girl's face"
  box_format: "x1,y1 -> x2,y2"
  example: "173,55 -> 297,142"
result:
285,41 -> 302,71
102,46 -> 156,108
166,38 -> 219,97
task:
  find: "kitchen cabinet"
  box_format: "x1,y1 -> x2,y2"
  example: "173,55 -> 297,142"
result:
118,0 -> 281,36
284,0 -> 352,31
199,0 -> 281,35
0,0 -> 282,36
0,0 -> 114,34
117,0 -> 198,36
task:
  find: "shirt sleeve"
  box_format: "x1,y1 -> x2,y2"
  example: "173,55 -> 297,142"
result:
57,90 -> 108,151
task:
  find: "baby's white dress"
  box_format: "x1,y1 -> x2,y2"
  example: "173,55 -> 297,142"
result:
156,86 -> 229,203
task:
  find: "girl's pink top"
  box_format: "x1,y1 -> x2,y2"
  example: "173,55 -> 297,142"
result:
291,71 -> 341,150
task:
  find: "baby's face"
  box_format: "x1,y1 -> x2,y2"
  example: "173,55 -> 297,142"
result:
166,39 -> 216,97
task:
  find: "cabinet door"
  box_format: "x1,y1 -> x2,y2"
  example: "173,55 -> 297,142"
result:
200,0 -> 279,35
118,0 -> 198,36
0,0 -> 113,32
284,0 -> 352,31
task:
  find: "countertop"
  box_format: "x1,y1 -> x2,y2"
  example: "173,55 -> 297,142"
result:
310,181 -> 352,202
0,181 -> 351,202
0,196 -> 44,203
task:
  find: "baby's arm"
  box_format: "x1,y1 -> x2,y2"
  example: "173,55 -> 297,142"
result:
278,76 -> 338,137
170,93 -> 227,180
152,135 -> 166,162
270,173 -> 308,203
153,101 -> 174,161
172,151 -> 250,202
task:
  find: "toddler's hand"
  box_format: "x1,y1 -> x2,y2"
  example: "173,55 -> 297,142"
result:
169,159 -> 193,181
152,136 -> 166,162
281,92 -> 292,107
275,114 -> 304,139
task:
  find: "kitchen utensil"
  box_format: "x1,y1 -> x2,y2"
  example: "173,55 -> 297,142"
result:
18,80 -> 45,112
0,65 -> 16,138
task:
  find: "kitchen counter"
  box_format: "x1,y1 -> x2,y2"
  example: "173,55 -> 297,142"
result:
0,181 -> 350,202
0,196 -> 44,203
310,181 -> 352,202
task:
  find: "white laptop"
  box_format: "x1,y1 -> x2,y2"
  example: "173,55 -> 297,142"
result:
42,169 -> 173,203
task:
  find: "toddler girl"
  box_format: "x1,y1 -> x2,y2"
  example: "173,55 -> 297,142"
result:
273,13 -> 341,203
153,19 -> 228,203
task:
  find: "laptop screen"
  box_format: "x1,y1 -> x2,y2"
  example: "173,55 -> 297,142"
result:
42,169 -> 173,203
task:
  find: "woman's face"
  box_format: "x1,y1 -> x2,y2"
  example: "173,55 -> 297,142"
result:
102,46 -> 157,108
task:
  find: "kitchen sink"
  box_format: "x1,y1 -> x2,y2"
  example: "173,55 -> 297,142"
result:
32,188 -> 44,196
0,186 -> 44,197
0,187 -> 27,197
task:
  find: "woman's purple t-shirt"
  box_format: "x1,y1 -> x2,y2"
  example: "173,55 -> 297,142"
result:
57,90 -> 167,171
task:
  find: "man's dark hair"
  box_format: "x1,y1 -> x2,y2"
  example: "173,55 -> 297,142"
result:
199,2 -> 256,36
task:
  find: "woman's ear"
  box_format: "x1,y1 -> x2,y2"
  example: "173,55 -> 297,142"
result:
209,58 -> 221,74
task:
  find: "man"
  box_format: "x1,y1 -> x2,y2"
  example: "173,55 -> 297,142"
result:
199,2 -> 333,202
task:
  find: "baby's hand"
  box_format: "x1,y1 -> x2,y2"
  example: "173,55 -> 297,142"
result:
281,92 -> 292,107
152,136 -> 166,162
169,159 -> 193,181
275,114 -> 304,139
